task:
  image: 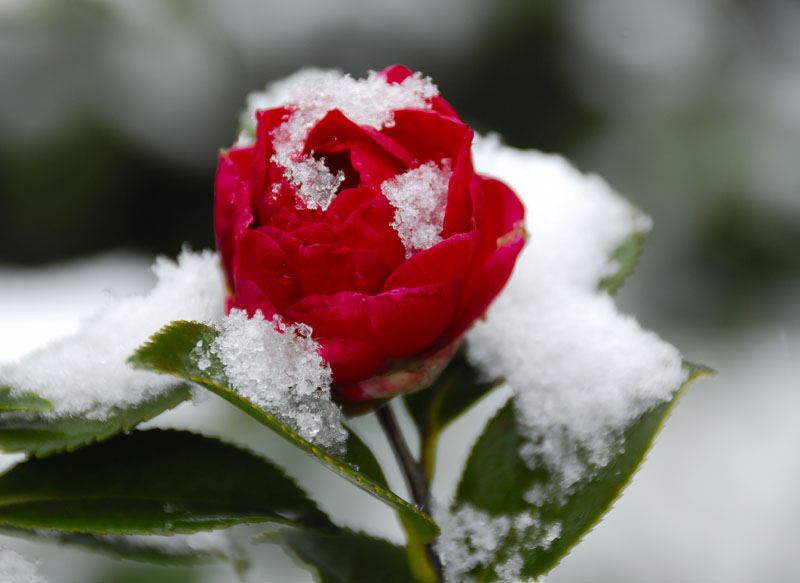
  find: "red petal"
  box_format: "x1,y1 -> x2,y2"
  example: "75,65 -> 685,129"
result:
380,110 -> 469,165
250,107 -> 290,199
447,234 -> 525,341
442,127 -> 476,238
215,147 -> 255,289
475,176 -> 526,237
228,279 -> 279,320
350,138 -> 407,192
318,337 -> 389,383
324,187 -> 374,226
382,232 -> 477,291
382,65 -> 414,83
291,223 -> 337,246
471,176 -> 526,264
296,244 -> 390,296
233,230 -> 300,313
286,281 -> 461,358
305,110 -> 412,186
444,176 -> 526,339
331,191 -> 406,271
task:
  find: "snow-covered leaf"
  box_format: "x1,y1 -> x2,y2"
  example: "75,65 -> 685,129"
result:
0,429 -> 335,535
442,363 -> 711,582
129,320 -> 439,543
0,386 -> 52,413
280,528 -> 414,583
0,384 -> 191,457
598,230 -> 647,295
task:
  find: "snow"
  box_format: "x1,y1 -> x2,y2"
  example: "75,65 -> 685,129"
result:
210,309 -> 347,452
436,504 -> 511,583
467,135 -> 686,495
0,249 -> 226,418
382,160 -> 452,257
0,546 -> 46,583
435,503 -> 561,583
236,68 -> 439,210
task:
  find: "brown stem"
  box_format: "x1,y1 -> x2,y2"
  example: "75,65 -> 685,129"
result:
376,404 -> 444,582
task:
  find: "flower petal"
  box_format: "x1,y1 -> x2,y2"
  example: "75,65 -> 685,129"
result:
227,278 -> 279,320
318,337 -> 389,383
330,189 -> 406,271
381,110 -> 470,165
296,244 -> 390,296
382,232 -> 477,291
215,146 -> 255,289
234,230 -> 300,313
286,282 -> 461,358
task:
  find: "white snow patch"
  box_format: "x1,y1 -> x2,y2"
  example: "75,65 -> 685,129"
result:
237,68 -> 439,210
0,546 -> 46,583
436,504 -> 511,583
436,503 -> 561,583
467,135 -> 686,494
382,160 -> 452,257
0,249 -> 226,418
210,309 -> 347,452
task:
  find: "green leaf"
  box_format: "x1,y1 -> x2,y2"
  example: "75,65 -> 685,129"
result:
0,384 -> 192,457
128,321 -> 438,543
0,386 -> 53,413
403,348 -> 501,480
0,428 -> 335,535
281,528 -> 415,583
0,526 -> 234,566
598,230 -> 647,295
453,362 -> 712,581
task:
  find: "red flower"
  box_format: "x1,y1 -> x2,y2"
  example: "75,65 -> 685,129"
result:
214,65 -> 525,407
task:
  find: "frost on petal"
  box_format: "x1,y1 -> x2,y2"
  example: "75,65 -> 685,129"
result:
238,68 -> 439,210
210,309 -> 347,452
0,546 -> 47,583
467,135 -> 686,495
381,160 -> 452,258
0,249 -> 226,418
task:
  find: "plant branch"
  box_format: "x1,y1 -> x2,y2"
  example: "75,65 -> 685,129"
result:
376,403 -> 444,582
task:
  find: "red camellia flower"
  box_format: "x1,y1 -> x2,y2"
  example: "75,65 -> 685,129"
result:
214,65 -> 525,408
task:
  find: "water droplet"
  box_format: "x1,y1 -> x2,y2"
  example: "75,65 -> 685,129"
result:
279,274 -> 295,287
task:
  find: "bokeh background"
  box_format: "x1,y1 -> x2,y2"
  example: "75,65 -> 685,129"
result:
1,0 -> 799,581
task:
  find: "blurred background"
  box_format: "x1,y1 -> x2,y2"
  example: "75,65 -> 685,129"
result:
1,0 -> 798,581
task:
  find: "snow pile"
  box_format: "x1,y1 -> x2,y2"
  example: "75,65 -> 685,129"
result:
0,547 -> 46,583
382,160 -> 452,257
0,249 -> 226,417
467,135 -> 686,494
209,309 -> 346,452
237,68 -> 438,210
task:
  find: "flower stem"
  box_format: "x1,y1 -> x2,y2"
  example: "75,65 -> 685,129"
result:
376,403 -> 444,582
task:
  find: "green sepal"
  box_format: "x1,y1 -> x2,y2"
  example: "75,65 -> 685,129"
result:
0,428 -> 336,535
453,362 -> 712,581
0,384 -> 192,457
128,320 -> 439,543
